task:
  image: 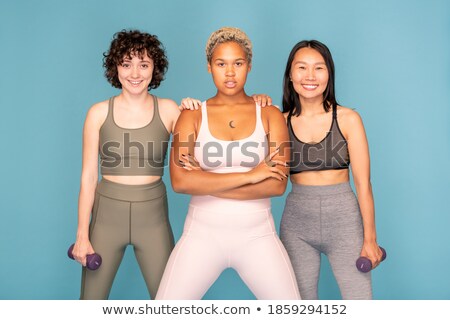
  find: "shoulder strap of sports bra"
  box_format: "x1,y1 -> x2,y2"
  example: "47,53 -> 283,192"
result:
254,103 -> 268,135
105,96 -> 115,123
200,101 -> 209,129
151,94 -> 160,119
196,101 -> 210,139
256,102 -> 261,115
332,104 -> 337,120
286,110 -> 294,132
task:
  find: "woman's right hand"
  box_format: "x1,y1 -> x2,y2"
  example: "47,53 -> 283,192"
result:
72,239 -> 95,267
179,97 -> 202,111
247,149 -> 288,184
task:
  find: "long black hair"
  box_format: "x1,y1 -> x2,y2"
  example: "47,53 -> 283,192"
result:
282,40 -> 338,117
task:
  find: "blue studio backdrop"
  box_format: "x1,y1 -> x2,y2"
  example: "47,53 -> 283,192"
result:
0,0 -> 449,299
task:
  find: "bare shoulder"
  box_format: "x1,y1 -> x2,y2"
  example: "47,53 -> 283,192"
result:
261,105 -> 284,119
174,106 -> 202,131
179,106 -> 202,122
336,106 -> 366,139
157,97 -> 178,109
337,105 -> 363,126
156,97 -> 179,115
261,105 -> 287,137
85,99 -> 109,127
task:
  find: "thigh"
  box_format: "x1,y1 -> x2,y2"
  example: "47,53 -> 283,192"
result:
81,194 -> 128,300
280,229 -> 321,300
281,192 -> 322,246
280,193 -> 322,299
327,248 -> 372,299
234,213 -> 300,300
323,192 -> 372,299
155,209 -> 227,300
131,195 -> 175,299
238,234 -> 301,299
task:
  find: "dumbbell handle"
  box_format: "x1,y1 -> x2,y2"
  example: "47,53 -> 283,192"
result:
356,247 -> 386,273
68,244 -> 102,271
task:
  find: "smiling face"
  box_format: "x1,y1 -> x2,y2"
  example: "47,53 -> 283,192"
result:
208,41 -> 251,96
290,47 -> 329,103
117,52 -> 154,95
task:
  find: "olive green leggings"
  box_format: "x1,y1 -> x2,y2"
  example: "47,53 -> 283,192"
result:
80,178 -> 174,299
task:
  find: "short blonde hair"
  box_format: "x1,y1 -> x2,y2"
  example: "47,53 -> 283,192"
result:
205,27 -> 252,64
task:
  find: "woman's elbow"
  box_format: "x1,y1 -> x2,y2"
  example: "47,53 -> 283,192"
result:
80,172 -> 98,187
272,180 -> 287,197
170,173 -> 191,194
354,178 -> 372,193
171,179 -> 186,194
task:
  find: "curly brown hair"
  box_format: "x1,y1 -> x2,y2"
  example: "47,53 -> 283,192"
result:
103,29 -> 168,90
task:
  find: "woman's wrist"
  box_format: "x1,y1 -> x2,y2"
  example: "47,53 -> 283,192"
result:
363,235 -> 377,244
76,229 -> 89,241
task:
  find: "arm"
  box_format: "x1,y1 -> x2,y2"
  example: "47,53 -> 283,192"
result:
345,109 -> 383,267
212,106 -> 290,200
170,110 -> 286,195
72,104 -> 104,266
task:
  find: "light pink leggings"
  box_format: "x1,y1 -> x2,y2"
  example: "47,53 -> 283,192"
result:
156,196 -> 300,299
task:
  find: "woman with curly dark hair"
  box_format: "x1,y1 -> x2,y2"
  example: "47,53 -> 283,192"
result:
70,29 -> 185,299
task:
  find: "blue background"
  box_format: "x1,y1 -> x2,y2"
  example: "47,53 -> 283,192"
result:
1,0 -> 449,299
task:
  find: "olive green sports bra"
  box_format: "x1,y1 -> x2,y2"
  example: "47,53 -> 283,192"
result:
99,95 -> 170,176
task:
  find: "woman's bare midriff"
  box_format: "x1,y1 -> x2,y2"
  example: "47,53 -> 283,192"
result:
290,168 -> 349,186
103,175 -> 161,185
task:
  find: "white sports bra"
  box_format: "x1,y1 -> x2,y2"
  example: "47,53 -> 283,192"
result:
194,101 -> 268,173
190,101 -> 270,211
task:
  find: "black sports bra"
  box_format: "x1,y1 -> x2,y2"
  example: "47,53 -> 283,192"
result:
288,105 -> 350,174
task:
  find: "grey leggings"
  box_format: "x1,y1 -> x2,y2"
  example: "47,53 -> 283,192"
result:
280,182 -> 372,299
80,179 -> 174,299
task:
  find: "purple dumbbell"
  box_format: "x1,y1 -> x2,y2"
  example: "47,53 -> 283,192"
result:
68,244 -> 102,271
356,247 -> 386,273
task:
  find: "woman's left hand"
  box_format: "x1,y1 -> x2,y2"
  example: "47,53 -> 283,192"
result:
360,241 -> 384,269
251,94 -> 272,107
179,154 -> 202,171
